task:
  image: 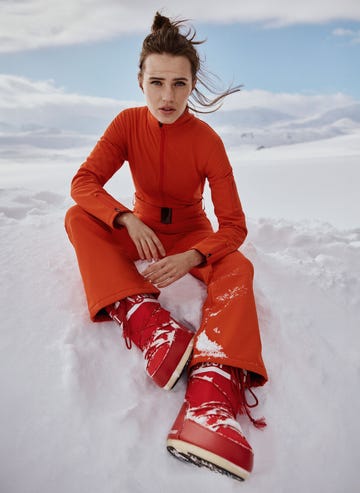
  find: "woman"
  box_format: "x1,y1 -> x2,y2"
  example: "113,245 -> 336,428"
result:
65,12 -> 268,481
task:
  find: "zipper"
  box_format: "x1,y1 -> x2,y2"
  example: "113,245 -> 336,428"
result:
159,122 -> 165,204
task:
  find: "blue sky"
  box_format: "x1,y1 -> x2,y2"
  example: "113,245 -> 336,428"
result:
1,0 -> 360,149
0,14 -> 359,102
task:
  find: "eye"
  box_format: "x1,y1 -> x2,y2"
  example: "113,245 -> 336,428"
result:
150,80 -> 162,86
174,81 -> 186,87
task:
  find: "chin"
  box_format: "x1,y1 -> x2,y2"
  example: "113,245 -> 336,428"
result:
164,115 -> 179,124
160,108 -> 187,124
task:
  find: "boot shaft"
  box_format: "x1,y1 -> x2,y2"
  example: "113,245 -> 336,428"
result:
187,363 -> 266,429
186,363 -> 240,415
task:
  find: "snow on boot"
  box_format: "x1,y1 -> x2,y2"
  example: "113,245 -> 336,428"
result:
167,363 -> 265,481
107,294 -> 194,390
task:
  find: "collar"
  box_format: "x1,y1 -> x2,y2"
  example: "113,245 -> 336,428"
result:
146,106 -> 195,130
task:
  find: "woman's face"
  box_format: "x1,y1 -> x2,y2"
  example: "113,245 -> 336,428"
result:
139,53 -> 195,124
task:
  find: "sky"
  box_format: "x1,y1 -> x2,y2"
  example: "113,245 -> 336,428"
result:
0,0 -> 360,150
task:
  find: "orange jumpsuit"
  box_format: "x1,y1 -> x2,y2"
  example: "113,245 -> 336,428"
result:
65,106 -> 267,385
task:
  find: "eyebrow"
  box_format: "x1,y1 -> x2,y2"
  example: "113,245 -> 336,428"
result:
148,76 -> 190,81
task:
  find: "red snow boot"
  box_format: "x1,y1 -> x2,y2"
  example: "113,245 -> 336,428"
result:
107,294 -> 194,390
167,363 -> 265,481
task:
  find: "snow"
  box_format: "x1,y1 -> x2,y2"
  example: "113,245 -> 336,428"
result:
1,127 -> 359,492
194,332 -> 227,359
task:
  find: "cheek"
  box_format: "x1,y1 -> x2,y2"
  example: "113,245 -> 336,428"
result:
142,88 -> 154,104
183,89 -> 193,103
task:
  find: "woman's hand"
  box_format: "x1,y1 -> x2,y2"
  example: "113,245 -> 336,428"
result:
142,250 -> 204,288
116,212 -> 166,261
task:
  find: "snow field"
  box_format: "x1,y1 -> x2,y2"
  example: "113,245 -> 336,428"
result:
0,134 -> 359,492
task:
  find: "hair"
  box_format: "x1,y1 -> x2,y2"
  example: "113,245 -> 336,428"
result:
138,12 -> 241,113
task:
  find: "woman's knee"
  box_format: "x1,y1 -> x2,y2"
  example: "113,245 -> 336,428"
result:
220,250 -> 254,279
65,205 -> 112,236
64,205 -> 79,238
64,205 -> 87,238
65,205 -> 82,227
238,252 -> 254,277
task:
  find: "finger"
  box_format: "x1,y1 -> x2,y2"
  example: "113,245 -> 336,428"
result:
155,274 -> 178,288
142,271 -> 162,285
144,267 -> 168,284
135,239 -> 145,260
143,234 -> 165,260
135,236 -> 151,261
152,236 -> 166,257
143,258 -> 166,277
146,238 -> 162,261
153,266 -> 179,285
141,239 -> 154,261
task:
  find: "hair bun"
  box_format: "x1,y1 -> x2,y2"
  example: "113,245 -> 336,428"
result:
151,12 -> 175,33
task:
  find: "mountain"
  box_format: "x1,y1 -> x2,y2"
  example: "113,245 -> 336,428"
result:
206,103 -> 360,149
1,102 -> 360,158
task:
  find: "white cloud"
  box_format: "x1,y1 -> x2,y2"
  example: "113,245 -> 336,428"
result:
0,74 -> 139,132
332,28 -> 354,37
1,74 -> 359,155
332,27 -> 360,44
0,74 -> 140,154
1,0 -> 360,53
219,89 -> 356,119
1,74 -> 355,128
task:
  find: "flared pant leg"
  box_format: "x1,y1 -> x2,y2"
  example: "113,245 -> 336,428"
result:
189,251 -> 268,385
65,205 -> 159,320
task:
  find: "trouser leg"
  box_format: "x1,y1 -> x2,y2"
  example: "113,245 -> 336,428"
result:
190,251 -> 267,385
65,205 -> 159,320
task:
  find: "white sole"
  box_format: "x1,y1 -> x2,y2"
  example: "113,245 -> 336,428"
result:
167,438 -> 250,481
163,336 -> 194,390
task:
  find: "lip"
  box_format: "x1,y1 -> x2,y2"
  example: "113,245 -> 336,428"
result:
159,107 -> 176,114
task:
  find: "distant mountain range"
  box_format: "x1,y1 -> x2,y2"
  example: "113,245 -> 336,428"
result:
204,103 -> 360,148
1,103 -> 360,157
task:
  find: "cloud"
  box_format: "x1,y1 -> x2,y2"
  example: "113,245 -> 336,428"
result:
1,74 -> 359,156
1,0 -> 360,53
0,74 -> 140,156
220,89 -> 356,117
1,74 -> 355,128
0,74 -> 139,134
332,27 -> 360,44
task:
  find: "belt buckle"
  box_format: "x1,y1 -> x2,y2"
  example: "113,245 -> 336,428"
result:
161,207 -> 172,224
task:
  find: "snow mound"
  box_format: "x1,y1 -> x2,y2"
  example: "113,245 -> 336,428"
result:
1,175 -> 359,492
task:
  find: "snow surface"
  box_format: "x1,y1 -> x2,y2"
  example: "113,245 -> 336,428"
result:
1,128 -> 359,493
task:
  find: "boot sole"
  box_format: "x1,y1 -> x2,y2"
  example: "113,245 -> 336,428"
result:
163,336 -> 194,391
167,439 -> 249,481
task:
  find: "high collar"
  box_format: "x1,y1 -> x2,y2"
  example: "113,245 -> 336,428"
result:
146,106 -> 195,130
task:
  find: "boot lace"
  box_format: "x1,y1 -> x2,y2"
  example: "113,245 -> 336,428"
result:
141,306 -> 177,362
108,300 -> 133,350
111,299 -> 178,358
232,367 -> 266,429
191,364 -> 266,429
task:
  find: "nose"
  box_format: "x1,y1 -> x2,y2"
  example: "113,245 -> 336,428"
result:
161,84 -> 175,103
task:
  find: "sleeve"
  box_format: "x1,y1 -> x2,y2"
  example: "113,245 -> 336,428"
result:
70,111 -> 131,228
192,135 -> 247,265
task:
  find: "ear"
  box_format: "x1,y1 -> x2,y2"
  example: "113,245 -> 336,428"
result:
192,77 -> 197,91
138,74 -> 144,92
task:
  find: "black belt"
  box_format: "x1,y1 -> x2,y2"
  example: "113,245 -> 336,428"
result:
134,195 -> 204,225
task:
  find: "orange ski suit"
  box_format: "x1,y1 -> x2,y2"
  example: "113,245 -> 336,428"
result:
65,106 -> 267,385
